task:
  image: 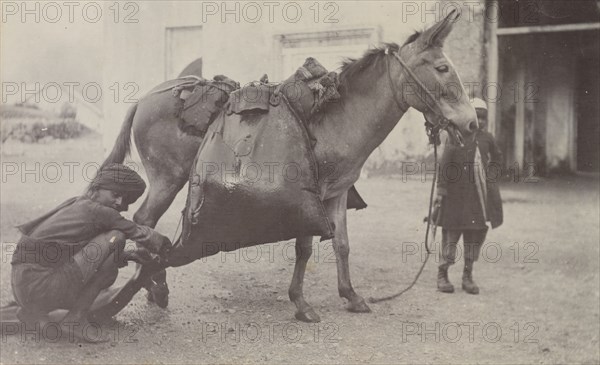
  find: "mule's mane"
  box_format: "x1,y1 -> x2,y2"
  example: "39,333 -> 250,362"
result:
337,43 -> 399,91
337,32 -> 420,91
310,32 -> 420,123
402,31 -> 422,47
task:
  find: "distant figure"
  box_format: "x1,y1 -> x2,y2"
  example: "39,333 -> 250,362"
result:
436,98 -> 503,294
8,163 -> 171,342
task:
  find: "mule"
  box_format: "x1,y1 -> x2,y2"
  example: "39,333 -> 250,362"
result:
90,10 -> 478,322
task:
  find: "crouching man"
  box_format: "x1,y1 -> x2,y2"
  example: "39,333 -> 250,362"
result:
9,163 -> 171,342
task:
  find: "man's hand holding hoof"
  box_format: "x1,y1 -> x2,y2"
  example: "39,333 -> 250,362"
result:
134,233 -> 172,266
141,233 -> 172,256
120,247 -> 157,266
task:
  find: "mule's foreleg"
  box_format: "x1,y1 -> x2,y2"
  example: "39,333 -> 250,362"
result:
88,261 -> 166,321
324,191 -> 371,313
288,236 -> 321,323
134,179 -> 188,309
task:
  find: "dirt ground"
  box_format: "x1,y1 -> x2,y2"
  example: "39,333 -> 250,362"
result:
1,135 -> 598,364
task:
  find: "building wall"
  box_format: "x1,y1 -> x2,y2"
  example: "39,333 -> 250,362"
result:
442,0 -> 486,94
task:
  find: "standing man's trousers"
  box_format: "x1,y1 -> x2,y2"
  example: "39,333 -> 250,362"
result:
439,228 -> 488,265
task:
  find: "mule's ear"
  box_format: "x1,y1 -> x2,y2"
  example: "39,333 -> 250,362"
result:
419,8 -> 460,48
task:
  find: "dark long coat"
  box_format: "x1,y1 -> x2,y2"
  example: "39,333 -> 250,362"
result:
436,130 -> 503,230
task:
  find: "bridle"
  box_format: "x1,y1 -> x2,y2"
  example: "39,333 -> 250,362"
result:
385,47 -> 464,147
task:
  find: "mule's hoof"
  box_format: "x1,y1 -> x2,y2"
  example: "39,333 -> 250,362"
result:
346,299 -> 371,313
147,283 -> 169,309
295,308 -> 321,323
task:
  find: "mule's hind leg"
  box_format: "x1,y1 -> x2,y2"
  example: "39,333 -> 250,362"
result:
324,191 -> 371,313
289,236 -> 321,323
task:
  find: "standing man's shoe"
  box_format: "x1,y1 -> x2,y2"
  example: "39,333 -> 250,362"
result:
462,260 -> 479,294
437,265 -> 454,293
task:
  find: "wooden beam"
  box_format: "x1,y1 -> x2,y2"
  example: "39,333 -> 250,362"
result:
497,22 -> 600,36
514,67 -> 525,168
485,0 -> 499,137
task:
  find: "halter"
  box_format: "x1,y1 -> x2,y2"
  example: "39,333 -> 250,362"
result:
385,47 -> 461,146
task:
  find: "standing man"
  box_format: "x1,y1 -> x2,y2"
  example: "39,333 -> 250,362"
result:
9,163 -> 171,342
436,98 -> 503,294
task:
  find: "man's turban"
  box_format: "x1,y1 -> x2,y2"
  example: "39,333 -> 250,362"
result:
91,163 -> 146,204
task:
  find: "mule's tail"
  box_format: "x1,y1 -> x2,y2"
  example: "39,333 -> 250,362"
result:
86,104 -> 138,194
99,103 -> 138,170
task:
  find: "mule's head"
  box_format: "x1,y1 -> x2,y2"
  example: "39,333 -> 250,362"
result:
396,9 -> 478,143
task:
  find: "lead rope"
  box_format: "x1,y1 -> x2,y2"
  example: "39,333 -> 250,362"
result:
369,50 -> 449,303
369,141 -> 437,303
171,214 -> 183,244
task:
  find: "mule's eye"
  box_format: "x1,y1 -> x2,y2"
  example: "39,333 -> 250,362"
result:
435,65 -> 449,73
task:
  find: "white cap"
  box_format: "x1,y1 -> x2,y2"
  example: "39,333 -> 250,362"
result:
471,97 -> 487,111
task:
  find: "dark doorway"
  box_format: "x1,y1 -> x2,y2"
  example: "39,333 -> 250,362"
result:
576,33 -> 600,172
